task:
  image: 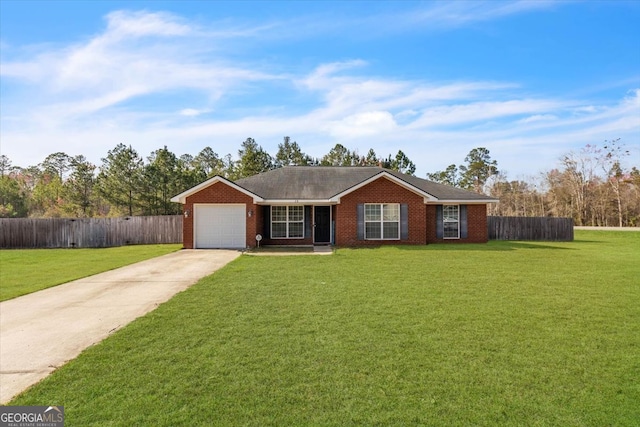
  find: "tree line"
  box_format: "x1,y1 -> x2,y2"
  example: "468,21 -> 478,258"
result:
1,137 -> 637,226
0,137 -> 416,218
426,140 -> 639,227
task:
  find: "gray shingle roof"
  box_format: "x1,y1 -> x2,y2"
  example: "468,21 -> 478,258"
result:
234,166 -> 495,201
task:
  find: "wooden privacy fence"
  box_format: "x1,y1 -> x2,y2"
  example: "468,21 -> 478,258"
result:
488,216 -> 574,241
1,215 -> 574,247
0,216 -> 183,248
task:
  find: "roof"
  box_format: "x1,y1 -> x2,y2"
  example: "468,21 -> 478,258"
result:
172,166 -> 497,204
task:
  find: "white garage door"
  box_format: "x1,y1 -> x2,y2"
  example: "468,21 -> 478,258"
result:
194,204 -> 246,249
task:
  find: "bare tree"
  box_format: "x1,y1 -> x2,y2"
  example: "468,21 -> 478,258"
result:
601,139 -> 631,227
557,145 -> 603,225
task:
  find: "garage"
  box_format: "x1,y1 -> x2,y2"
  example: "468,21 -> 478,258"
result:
194,204 -> 247,249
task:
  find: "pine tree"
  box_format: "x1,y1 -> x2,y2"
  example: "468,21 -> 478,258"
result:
96,144 -> 144,216
235,138 -> 273,178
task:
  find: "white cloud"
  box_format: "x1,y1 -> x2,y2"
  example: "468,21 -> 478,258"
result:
4,84 -> 638,176
104,10 -> 192,39
390,0 -> 559,31
518,114 -> 558,124
409,99 -> 565,128
298,62 -> 520,126
328,111 -> 398,138
302,59 -> 368,88
284,1 -> 561,40
1,9 -> 280,119
1,7 -> 638,178
179,108 -> 209,117
572,105 -> 600,114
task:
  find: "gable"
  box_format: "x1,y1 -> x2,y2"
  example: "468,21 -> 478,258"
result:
185,181 -> 256,205
338,175 -> 427,204
329,171 -> 437,203
171,176 -> 263,204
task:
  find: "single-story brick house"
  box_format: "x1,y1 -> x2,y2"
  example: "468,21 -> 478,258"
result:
171,166 -> 498,249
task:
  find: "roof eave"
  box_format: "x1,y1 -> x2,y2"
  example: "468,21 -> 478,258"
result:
434,199 -> 500,204
257,199 -> 336,205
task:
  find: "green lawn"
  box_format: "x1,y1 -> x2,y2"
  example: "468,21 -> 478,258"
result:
10,231 -> 640,426
0,244 -> 182,301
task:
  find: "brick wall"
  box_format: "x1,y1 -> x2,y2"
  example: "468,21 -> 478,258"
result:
467,204 -> 489,243
183,181 -> 257,249
335,176 -> 427,246
426,203 -> 488,243
180,177 -> 490,248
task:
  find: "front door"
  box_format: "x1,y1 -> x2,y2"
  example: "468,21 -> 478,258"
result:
314,206 -> 331,244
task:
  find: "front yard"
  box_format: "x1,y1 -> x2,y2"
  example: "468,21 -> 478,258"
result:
0,244 -> 182,301
9,231 -> 640,425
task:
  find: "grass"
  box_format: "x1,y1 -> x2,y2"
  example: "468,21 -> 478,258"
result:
10,231 -> 640,426
0,244 -> 182,301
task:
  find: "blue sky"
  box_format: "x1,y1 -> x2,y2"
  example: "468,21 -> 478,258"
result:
1,0 -> 639,178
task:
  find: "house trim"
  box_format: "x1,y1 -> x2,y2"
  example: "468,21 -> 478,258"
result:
257,199 -> 335,205
437,199 -> 500,204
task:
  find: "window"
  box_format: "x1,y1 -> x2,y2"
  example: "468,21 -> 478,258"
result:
365,203 -> 399,240
443,205 -> 459,239
271,206 -> 304,238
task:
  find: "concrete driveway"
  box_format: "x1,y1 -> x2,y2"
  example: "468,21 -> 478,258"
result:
0,249 -> 241,403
